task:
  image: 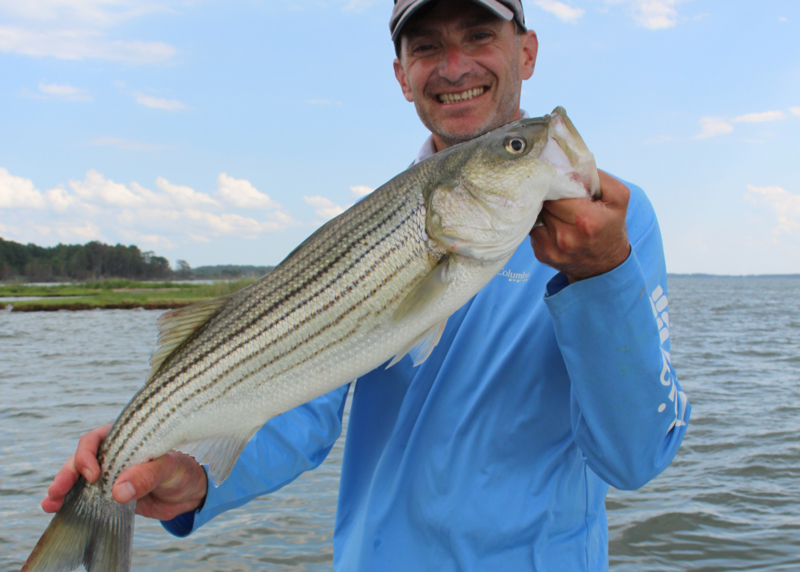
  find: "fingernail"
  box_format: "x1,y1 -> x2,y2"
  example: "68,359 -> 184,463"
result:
82,468 -> 93,482
115,481 -> 136,503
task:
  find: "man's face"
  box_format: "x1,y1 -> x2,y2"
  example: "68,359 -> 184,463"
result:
394,0 -> 538,151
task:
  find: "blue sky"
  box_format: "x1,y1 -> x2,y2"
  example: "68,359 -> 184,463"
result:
1,0 -> 798,275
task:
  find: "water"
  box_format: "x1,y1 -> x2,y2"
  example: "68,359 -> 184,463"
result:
607,277 -> 800,571
1,277 -> 798,571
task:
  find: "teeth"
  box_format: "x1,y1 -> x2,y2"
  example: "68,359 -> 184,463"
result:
439,87 -> 485,104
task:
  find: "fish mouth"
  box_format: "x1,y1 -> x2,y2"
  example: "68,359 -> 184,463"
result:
437,86 -> 487,105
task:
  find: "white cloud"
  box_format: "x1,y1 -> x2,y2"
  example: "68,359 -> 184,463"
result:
2,168 -> 300,253
303,195 -> 345,220
120,229 -> 175,249
155,177 -> 218,208
608,0 -> 680,30
745,185 -> 800,235
779,16 -> 788,22
184,210 -> 292,238
0,27 -> 177,64
188,232 -> 210,243
732,110 -> 786,123
91,137 -> 172,151
45,187 -> 76,211
0,222 -> 20,236
0,0 -> 174,27
533,0 -> 585,23
789,107 -> 800,117
69,169 -> 144,207
0,1 -> 177,63
350,185 -> 374,198
342,0 -> 378,12
133,92 -> 186,111
217,173 -> 280,209
54,221 -> 103,241
695,116 -> 733,140
38,82 -> 91,101
0,167 -> 47,208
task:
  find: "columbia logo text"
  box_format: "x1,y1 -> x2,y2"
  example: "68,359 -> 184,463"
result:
497,269 -> 529,283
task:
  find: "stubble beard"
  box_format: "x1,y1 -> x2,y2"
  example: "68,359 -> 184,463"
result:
416,73 -> 523,149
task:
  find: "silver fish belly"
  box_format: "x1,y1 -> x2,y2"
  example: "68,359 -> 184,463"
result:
22,107 -> 600,572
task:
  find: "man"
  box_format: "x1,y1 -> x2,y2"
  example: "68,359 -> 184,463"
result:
43,0 -> 690,569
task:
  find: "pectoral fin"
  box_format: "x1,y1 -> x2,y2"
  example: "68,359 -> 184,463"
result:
392,255 -> 453,323
387,318 -> 448,368
177,427 -> 259,485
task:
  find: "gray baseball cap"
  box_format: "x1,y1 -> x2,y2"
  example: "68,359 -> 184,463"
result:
390,0 -> 526,42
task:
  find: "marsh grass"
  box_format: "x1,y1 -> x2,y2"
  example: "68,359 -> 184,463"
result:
0,279 -> 257,311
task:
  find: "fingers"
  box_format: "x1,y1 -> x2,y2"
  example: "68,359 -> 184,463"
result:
41,424 -> 111,513
113,452 -> 178,504
74,424 -> 111,482
42,455 -> 77,512
114,450 -> 208,520
596,170 -> 629,207
529,168 -> 631,282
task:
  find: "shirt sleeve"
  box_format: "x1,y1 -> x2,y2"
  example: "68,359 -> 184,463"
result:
161,383 -> 350,537
543,181 -> 690,490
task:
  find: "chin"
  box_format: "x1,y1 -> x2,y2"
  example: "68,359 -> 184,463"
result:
436,118 -> 496,143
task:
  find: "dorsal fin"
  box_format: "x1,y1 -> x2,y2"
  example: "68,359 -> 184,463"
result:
146,294 -> 234,383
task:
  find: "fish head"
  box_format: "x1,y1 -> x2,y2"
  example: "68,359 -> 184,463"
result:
426,107 -> 599,262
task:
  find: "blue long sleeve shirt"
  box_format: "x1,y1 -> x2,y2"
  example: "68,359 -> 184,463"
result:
164,170 -> 689,571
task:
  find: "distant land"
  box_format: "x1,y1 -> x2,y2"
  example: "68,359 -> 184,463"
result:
668,273 -> 800,279
2,237 -> 796,283
0,238 -> 273,283
192,265 -> 274,279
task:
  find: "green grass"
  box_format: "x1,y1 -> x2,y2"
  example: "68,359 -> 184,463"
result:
0,279 -> 257,311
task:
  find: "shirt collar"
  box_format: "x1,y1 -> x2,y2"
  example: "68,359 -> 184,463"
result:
412,110 -> 530,165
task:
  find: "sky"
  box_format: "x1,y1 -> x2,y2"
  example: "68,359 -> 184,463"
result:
0,0 -> 798,275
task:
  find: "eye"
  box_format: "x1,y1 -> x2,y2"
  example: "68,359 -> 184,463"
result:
504,137 -> 526,154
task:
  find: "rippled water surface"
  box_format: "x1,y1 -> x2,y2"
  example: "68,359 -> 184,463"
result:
2,277 -> 799,571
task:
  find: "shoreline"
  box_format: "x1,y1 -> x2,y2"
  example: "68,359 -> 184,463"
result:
0,278 -> 256,313
1,300 -> 199,312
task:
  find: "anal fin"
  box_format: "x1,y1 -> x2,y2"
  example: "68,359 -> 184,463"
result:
177,427 -> 259,486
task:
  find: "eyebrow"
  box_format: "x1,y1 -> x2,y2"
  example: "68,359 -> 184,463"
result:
403,15 -> 504,40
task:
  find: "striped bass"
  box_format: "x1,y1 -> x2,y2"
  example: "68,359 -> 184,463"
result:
22,107 -> 600,572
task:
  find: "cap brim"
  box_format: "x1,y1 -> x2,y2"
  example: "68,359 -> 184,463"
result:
391,0 -> 515,42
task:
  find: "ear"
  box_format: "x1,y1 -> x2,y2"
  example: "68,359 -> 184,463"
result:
519,30 -> 538,81
394,57 -> 415,103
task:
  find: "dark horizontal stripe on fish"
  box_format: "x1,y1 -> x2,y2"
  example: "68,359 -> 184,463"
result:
158,194 -> 420,388
113,253 -> 422,473
105,195 -> 420,453
103,204 -> 428,472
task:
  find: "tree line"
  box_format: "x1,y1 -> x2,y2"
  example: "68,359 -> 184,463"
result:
0,238 -> 172,282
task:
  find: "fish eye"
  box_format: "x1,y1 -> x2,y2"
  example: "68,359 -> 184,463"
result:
504,137 -> 526,154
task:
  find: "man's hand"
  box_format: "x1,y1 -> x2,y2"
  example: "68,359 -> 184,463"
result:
42,424 -> 208,522
530,170 -> 631,283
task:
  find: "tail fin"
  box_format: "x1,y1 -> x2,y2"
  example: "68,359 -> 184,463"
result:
21,477 -> 135,572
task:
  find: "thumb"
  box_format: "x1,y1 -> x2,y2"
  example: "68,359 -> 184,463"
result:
112,453 -> 177,504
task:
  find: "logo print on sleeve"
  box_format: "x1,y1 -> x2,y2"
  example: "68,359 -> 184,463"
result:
651,285 -> 687,432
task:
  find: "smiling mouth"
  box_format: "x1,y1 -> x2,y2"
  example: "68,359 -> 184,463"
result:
438,87 -> 486,104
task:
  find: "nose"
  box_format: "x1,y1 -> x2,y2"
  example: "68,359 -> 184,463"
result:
437,43 -> 472,83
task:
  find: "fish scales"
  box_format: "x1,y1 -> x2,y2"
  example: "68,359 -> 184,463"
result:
102,174 -> 438,487
22,108 -> 601,572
